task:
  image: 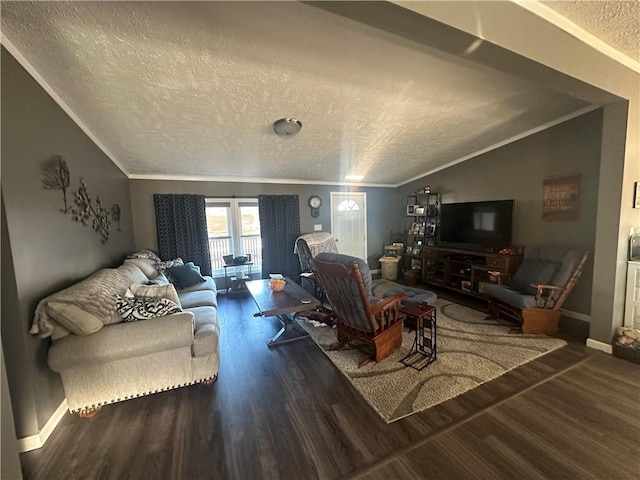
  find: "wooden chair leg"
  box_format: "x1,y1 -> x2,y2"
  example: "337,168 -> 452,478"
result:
78,405 -> 102,418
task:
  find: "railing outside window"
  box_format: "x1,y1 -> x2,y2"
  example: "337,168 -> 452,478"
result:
208,235 -> 261,272
206,198 -> 261,277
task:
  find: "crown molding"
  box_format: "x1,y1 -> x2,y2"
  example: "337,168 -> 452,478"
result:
128,173 -> 395,188
398,105 -> 601,188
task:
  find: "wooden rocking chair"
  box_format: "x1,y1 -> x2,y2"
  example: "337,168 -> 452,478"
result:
310,252 -> 407,366
484,247 -> 589,335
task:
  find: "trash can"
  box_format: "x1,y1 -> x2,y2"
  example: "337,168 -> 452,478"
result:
379,256 -> 401,281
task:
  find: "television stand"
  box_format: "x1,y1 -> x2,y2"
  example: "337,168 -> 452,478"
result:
421,245 -> 522,298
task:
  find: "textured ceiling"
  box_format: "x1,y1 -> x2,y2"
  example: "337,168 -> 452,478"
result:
0,1 -> 609,185
542,0 -> 640,62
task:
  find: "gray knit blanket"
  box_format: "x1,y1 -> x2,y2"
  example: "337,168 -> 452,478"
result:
30,268 -> 133,338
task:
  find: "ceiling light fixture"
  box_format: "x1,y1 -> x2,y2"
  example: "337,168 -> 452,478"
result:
273,118 -> 302,136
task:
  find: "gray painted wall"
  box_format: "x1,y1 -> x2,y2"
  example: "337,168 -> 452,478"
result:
1,48 -> 135,438
398,109 -> 603,315
129,180 -> 398,269
1,343 -> 23,479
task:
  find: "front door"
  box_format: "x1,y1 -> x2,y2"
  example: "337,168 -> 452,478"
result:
330,192 -> 367,260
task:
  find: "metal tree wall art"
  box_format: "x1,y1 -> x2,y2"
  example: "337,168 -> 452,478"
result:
69,178 -> 115,244
41,156 -> 123,245
110,204 -> 122,231
41,155 -> 71,212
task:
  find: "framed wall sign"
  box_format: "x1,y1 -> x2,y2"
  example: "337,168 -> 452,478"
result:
542,174 -> 580,221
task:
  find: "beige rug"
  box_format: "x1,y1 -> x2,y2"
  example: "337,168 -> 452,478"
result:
299,300 -> 567,423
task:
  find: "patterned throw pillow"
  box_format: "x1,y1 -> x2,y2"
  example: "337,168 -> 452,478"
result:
154,258 -> 184,282
115,295 -> 182,322
127,250 -> 161,263
130,283 -> 181,307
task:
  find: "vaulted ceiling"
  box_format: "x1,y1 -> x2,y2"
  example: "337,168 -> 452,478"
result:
1,1 -> 637,186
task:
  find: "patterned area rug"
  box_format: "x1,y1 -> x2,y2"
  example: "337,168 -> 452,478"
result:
299,300 -> 567,423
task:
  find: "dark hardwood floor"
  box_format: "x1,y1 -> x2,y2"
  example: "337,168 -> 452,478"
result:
20,293 -> 640,479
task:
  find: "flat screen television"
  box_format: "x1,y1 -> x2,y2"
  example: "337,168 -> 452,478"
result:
439,200 -> 514,252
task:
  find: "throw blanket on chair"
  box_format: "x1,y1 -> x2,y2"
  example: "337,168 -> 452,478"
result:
294,232 -> 338,258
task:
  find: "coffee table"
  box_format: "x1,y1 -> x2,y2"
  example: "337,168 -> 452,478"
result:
247,278 -> 320,347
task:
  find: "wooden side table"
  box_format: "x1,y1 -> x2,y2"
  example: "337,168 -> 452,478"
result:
400,303 -> 437,370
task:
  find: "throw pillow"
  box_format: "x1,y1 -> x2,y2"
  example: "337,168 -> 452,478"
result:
130,283 -> 181,307
167,263 -> 206,289
115,295 -> 182,322
45,301 -> 104,336
155,258 -> 184,281
127,250 -> 161,263
124,258 -> 159,279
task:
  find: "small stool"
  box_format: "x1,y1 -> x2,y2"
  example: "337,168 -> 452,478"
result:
400,303 -> 437,370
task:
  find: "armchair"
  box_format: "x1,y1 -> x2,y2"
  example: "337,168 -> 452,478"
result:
484,247 -> 588,335
310,252 -> 407,366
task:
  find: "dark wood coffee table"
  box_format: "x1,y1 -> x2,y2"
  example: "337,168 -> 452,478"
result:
247,278 -> 320,347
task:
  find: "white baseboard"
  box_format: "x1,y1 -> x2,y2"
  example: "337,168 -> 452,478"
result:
559,309 -> 591,322
586,338 -> 612,354
17,398 -> 68,452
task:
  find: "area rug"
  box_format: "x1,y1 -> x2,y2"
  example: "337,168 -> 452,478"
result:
299,300 -> 567,423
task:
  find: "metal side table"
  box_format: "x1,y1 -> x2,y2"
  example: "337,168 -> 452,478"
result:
400,303 -> 437,370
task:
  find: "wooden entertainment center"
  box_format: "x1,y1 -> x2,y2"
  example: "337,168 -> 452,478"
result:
399,191 -> 521,298
422,246 -> 523,298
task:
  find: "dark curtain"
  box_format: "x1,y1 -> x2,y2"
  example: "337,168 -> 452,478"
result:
258,195 -> 301,280
153,194 -> 212,276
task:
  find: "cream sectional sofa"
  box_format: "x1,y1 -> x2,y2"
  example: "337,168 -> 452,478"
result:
30,254 -> 220,415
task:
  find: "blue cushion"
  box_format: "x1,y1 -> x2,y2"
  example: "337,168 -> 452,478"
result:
314,252 -> 372,295
483,284 -> 538,308
510,259 -> 558,295
167,262 -> 206,289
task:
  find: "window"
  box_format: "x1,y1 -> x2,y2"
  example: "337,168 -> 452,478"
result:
206,198 -> 261,275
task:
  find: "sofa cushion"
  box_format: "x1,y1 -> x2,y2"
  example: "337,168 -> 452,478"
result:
117,262 -> 149,285
116,295 -> 182,322
45,302 -> 104,336
179,290 -> 217,309
167,262 -> 206,289
124,258 -> 159,279
175,275 -> 217,293
48,312 -> 195,370
131,283 -> 181,307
